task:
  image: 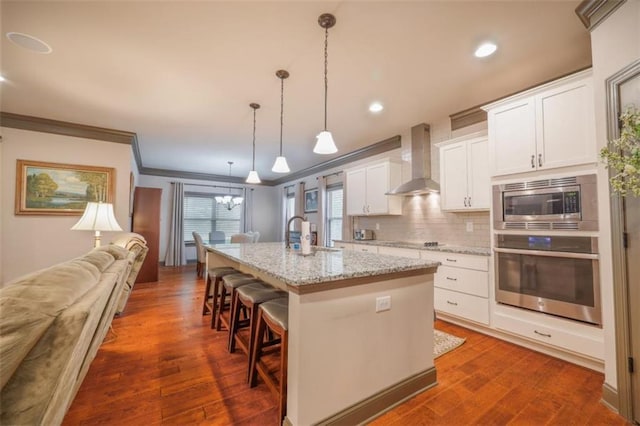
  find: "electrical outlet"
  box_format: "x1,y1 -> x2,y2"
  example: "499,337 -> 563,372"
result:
466,221 -> 474,232
376,295 -> 391,312
375,223 -> 380,230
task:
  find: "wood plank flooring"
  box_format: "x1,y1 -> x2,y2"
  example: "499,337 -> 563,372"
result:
64,265 -> 631,425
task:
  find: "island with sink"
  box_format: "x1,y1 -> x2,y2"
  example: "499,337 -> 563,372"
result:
206,242 -> 440,426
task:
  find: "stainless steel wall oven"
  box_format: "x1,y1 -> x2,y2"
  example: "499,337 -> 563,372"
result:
494,234 -> 601,326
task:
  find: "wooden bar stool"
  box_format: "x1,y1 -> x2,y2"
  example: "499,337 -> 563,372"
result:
228,283 -> 286,361
202,267 -> 237,317
215,273 -> 261,331
249,296 -> 289,423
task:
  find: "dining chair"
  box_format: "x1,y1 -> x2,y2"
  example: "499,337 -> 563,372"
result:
230,233 -> 253,243
209,230 -> 226,244
192,231 -> 206,278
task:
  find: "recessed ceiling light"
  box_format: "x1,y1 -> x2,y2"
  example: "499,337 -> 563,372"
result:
474,42 -> 497,58
369,102 -> 384,113
6,32 -> 52,54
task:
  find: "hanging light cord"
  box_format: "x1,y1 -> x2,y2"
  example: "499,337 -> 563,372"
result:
323,25 -> 329,131
279,76 -> 284,156
252,107 -> 257,169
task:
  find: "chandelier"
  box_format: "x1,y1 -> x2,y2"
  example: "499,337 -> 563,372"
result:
215,161 -> 244,210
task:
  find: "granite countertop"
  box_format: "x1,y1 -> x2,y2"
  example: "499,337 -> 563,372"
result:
206,242 -> 439,288
333,239 -> 491,256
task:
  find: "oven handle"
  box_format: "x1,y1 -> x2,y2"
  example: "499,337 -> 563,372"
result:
494,247 -> 599,260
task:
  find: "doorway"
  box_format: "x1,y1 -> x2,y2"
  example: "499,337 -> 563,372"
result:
606,58 -> 640,424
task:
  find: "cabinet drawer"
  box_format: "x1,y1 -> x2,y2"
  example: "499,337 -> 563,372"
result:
434,266 -> 488,298
421,251 -> 488,271
377,246 -> 420,259
493,310 -> 603,360
434,288 -> 489,325
334,242 -> 353,250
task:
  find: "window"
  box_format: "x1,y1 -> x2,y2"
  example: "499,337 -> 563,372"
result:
184,192 -> 241,242
284,186 -> 296,229
325,185 -> 343,247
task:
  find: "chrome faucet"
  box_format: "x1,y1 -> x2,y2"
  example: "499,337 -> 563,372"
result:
285,215 -> 306,249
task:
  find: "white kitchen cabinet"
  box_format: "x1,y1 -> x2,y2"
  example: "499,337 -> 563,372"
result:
345,160 -> 402,216
421,251 -> 490,325
334,242 -> 353,250
352,244 -> 378,253
484,69 -> 596,177
438,133 -> 490,211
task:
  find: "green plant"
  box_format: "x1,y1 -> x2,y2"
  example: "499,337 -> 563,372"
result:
600,105 -> 640,196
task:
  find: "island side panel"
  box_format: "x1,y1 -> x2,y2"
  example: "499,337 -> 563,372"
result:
286,273 -> 435,425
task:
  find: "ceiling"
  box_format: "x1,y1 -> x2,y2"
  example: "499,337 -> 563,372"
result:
1,1 -> 592,183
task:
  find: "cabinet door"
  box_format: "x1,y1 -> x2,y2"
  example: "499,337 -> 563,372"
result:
365,163 -> 390,215
466,137 -> 490,209
536,78 -> 596,170
440,142 -> 468,210
488,98 -> 536,176
345,168 -> 366,215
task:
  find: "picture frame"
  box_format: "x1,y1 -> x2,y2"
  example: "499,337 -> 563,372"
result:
304,188 -> 318,213
15,159 -> 116,215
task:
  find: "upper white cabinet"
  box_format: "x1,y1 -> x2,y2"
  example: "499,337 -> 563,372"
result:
438,133 -> 490,211
345,160 -> 402,216
484,69 -> 596,177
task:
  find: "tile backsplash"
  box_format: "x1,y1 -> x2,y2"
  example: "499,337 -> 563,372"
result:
354,194 -> 490,247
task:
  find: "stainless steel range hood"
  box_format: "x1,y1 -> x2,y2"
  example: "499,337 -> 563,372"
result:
386,123 -> 440,195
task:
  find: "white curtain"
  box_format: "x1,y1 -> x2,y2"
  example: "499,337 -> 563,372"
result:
164,182 -> 186,266
317,176 -> 327,246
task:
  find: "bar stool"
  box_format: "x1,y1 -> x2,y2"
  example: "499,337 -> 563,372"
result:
228,282 -> 286,360
216,273 -> 261,331
249,296 -> 289,423
202,267 -> 237,317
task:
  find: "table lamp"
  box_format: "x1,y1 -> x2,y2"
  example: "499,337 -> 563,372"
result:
71,202 -> 122,248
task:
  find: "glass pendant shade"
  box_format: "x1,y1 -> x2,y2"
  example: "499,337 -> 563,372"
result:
232,196 -> 244,205
314,130 -> 338,154
246,170 -> 261,184
272,156 -> 290,173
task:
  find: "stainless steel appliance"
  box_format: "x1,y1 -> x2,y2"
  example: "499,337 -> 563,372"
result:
494,234 -> 601,326
354,229 -> 375,240
493,174 -> 598,231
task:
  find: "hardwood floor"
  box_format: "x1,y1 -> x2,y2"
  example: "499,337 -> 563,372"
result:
64,265 -> 631,425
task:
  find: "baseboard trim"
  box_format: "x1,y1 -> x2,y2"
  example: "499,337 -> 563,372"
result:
309,367 -> 437,426
601,382 -> 619,413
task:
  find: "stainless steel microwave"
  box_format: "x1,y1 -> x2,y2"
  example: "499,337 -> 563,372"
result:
493,174 -> 598,231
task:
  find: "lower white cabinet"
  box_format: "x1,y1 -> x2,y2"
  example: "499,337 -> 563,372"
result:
422,251 -> 490,325
377,246 -> 420,258
352,245 -> 378,253
334,242 -> 353,250
493,307 -> 603,360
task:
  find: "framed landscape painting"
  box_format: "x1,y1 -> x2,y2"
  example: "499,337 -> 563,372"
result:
15,160 -> 115,215
304,189 -> 318,213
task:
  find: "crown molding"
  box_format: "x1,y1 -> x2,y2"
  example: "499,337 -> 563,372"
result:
449,107 -> 487,131
575,0 -> 626,31
1,111 -> 400,187
268,134 -> 402,186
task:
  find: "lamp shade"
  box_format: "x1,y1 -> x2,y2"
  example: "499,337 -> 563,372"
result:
313,131 -> 338,154
246,170 -> 261,184
71,202 -> 122,232
272,156 -> 290,173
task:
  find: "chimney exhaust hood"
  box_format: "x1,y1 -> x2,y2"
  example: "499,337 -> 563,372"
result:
386,123 -> 440,195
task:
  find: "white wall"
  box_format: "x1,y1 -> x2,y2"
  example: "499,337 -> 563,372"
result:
137,174 -> 279,262
0,127 -> 132,284
590,0 -> 640,391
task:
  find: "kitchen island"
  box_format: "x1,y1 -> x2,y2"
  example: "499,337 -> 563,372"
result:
206,242 -> 439,425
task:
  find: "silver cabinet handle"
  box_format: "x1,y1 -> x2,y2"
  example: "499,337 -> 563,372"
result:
531,155 -> 535,168
445,258 -> 457,262
538,153 -> 543,167
463,197 -> 467,207
534,330 -> 551,338
446,277 -> 457,281
366,205 -> 370,213
362,205 -> 366,214
446,300 -> 458,306
468,197 -> 471,207
494,247 -> 599,260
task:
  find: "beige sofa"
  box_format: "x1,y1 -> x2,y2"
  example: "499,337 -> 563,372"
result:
0,233 -> 148,425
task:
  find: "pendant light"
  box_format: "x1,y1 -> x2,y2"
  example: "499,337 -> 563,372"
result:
272,69 -> 291,173
246,103 -> 261,184
313,13 -> 338,155
215,161 -> 243,210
